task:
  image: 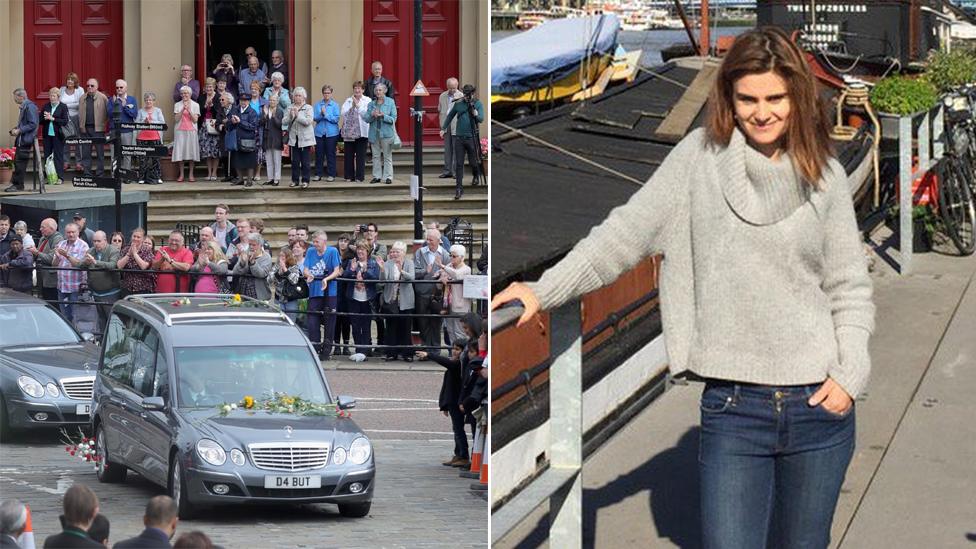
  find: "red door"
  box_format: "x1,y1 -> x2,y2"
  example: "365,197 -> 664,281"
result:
363,0 -> 460,145
24,0 -> 124,102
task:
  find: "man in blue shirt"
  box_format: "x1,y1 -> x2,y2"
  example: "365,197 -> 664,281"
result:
303,230 -> 342,360
312,85 -> 341,182
106,79 -> 139,179
238,56 -> 267,99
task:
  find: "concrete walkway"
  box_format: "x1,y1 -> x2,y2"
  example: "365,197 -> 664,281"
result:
496,245 -> 976,548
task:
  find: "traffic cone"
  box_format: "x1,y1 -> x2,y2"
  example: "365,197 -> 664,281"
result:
461,423 -> 484,479
471,433 -> 488,491
18,504 -> 35,549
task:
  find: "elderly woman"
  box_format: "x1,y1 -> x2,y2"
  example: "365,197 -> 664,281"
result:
364,82 -> 396,184
60,72 -> 83,170
260,93 -> 285,186
343,240 -> 380,356
41,87 -> 69,184
198,78 -> 222,181
440,244 -> 472,342
232,233 -> 272,299
136,92 -> 164,184
263,72 -> 291,109
215,75 -> 235,103
247,81 -> 268,180
13,221 -> 35,249
172,86 -> 200,182
313,85 -> 341,182
274,247 -> 306,322
216,91 -> 235,182
341,81 -> 372,182
189,240 -> 229,293
212,53 -> 237,97
284,86 -> 314,189
227,94 -> 260,186
380,241 -> 415,362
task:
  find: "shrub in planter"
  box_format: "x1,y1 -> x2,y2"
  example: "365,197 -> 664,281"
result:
923,50 -> 976,94
870,76 -> 939,116
886,204 -> 937,252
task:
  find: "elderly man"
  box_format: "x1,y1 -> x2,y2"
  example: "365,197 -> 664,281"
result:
303,231 -> 342,361
239,46 -> 268,77
238,55 -> 267,98
152,231 -> 194,293
113,496 -> 179,549
414,228 -> 450,356
268,50 -> 289,88
29,218 -> 63,302
116,227 -> 156,296
1,236 -> 35,294
71,212 -> 95,247
53,223 -> 90,324
83,230 -> 121,333
0,500 -> 28,548
106,79 -> 138,176
194,226 -> 215,256
437,78 -> 463,179
209,203 -> 237,253
0,216 -> 13,257
440,84 -> 485,200
77,78 -> 108,177
364,61 -> 396,101
173,64 -> 201,102
226,217 -> 252,265
5,88 -> 38,193
42,484 -> 103,549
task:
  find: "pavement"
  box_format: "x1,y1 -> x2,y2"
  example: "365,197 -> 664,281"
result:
0,361 -> 488,548
495,235 -> 976,548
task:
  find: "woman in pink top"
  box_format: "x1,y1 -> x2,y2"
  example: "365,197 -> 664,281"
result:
190,240 -> 229,293
172,86 -> 200,182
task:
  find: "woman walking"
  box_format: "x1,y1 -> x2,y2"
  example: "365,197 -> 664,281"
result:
492,27 -> 875,549
172,86 -> 200,182
284,87 -> 314,189
364,83 -> 396,184
198,78 -> 222,181
260,93 -> 285,186
136,93 -> 164,184
340,81 -> 371,182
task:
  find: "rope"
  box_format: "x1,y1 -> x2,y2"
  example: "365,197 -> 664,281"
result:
634,65 -> 690,89
492,119 -> 645,186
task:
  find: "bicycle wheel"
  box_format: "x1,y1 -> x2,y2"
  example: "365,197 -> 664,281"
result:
937,157 -> 976,256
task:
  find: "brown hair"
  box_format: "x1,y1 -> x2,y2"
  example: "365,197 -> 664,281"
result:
280,247 -> 298,267
706,26 -> 832,187
63,484 -> 98,526
250,217 -> 264,234
352,80 -> 364,90
65,72 -> 80,87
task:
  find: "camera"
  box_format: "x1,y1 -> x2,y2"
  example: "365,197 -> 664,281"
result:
357,224 -> 368,233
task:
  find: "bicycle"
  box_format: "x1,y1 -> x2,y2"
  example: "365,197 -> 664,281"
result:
937,90 -> 976,256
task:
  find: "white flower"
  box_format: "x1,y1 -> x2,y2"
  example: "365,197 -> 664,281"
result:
222,405 -> 231,413
230,403 -> 237,409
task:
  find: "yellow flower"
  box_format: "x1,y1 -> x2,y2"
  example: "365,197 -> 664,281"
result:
283,397 -> 295,405
243,395 -> 255,409
232,294 -> 242,304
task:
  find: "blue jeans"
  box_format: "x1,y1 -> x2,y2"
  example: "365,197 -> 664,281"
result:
58,290 -> 80,324
315,135 -> 338,177
699,381 -> 855,549
280,299 -> 300,323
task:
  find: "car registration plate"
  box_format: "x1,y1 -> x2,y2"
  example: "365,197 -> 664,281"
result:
264,475 -> 321,489
76,404 -> 91,415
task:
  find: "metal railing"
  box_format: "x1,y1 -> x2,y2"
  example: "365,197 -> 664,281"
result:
491,300 -> 583,547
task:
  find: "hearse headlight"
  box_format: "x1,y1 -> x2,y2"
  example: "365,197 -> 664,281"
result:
349,437 -> 371,465
332,446 -> 347,465
230,448 -> 246,467
196,439 -> 227,466
17,376 -> 44,398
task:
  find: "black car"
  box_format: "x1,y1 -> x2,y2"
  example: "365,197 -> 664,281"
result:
91,294 -> 375,518
0,289 -> 100,436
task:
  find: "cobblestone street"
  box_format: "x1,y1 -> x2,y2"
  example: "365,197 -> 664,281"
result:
0,367 -> 488,548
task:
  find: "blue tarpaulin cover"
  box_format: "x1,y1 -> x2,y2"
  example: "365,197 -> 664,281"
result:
491,14 -> 620,95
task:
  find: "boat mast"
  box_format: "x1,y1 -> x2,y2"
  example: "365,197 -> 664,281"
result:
673,0 -> 701,54
700,0 -> 710,56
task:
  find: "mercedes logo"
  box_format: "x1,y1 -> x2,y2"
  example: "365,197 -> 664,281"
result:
284,426 -> 293,438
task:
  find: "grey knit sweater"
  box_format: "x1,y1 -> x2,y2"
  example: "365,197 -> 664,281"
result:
529,128 -> 875,398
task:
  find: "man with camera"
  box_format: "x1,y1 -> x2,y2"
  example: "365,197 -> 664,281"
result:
439,84 -> 484,200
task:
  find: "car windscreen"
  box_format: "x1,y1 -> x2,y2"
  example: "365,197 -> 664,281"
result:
174,346 -> 330,408
0,305 -> 81,347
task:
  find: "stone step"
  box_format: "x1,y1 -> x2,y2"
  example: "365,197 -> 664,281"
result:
147,208 -> 487,228
149,196 -> 487,216
139,178 -> 484,201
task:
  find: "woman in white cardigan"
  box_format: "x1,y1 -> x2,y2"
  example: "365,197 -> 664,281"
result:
340,81 -> 372,182
283,86 -> 314,188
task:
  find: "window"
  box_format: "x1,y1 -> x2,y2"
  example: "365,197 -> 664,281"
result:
101,314 -> 133,386
0,305 -> 81,347
153,345 -> 170,400
130,327 -> 159,397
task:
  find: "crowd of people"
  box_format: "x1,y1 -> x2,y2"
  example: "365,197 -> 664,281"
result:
0,204 -> 488,364
6,49 -> 484,199
1,487 -> 220,548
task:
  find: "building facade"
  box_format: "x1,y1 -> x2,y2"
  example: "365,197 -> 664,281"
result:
1,0 -> 489,145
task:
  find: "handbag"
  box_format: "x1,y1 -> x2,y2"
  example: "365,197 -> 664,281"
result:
239,138 -> 257,152
392,128 -> 402,150
429,286 -> 444,312
283,277 -> 309,302
60,118 -> 79,140
205,118 -> 219,135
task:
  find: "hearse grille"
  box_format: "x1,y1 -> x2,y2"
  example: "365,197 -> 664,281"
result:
248,442 -> 330,472
60,376 -> 95,400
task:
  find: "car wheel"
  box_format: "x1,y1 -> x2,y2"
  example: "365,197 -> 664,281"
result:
338,501 -> 371,518
95,426 -> 127,483
169,455 -> 196,519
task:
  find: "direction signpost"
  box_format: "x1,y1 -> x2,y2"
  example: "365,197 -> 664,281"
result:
70,122 -> 167,232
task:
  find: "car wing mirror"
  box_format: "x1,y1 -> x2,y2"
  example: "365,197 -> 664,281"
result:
142,396 -> 166,411
337,395 -> 357,410
81,332 -> 97,344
